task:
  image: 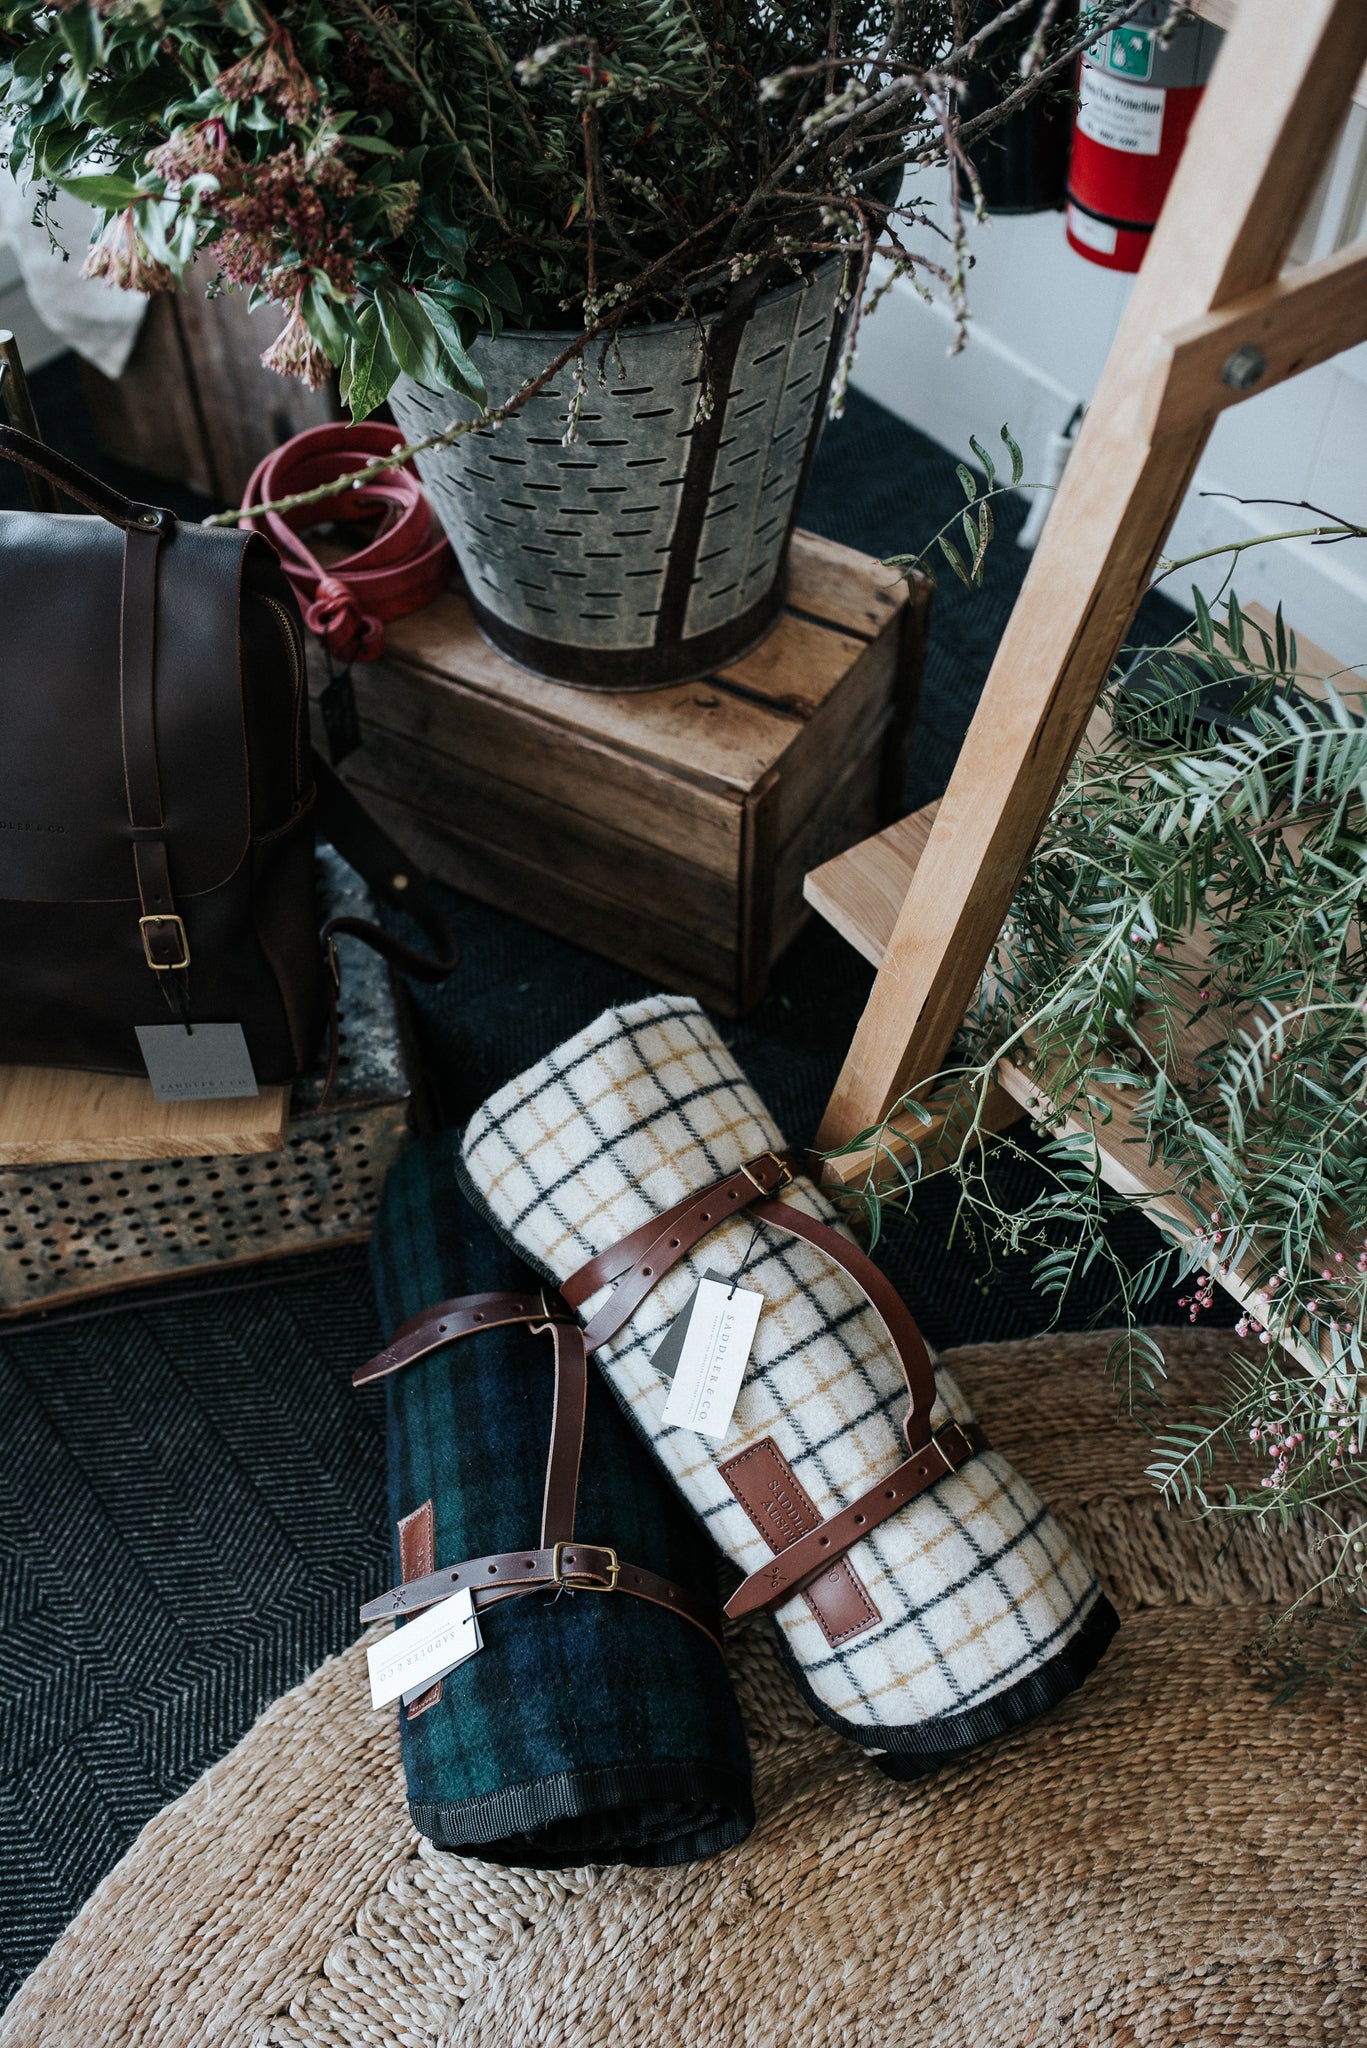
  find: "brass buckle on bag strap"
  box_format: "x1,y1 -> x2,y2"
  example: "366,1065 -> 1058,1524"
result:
138,913 -> 191,972
550,1541 -> 621,1593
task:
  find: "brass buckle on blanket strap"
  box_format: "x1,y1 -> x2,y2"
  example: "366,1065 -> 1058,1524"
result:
741,1150 -> 792,1195
551,1541 -> 621,1593
930,1422 -> 977,1476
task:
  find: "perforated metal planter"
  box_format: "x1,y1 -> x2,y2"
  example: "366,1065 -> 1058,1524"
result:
387,265 -> 847,690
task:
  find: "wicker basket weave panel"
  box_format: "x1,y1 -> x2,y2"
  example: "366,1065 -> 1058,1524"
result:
0,850 -> 412,1316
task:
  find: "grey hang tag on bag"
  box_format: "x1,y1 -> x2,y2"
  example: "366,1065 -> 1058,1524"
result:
135,1023 -> 260,1103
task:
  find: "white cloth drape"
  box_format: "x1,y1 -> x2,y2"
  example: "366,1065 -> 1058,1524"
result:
0,165 -> 147,377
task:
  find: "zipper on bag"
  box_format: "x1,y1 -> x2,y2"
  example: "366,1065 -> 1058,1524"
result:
259,593 -> 306,801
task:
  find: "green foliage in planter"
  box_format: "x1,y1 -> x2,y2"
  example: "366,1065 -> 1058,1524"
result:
0,1 -> 1131,419
841,577 -> 1367,1681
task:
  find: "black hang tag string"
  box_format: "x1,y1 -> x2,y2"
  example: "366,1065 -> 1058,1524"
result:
651,1218 -> 768,1382
727,1217 -> 764,1297
157,965 -> 193,1035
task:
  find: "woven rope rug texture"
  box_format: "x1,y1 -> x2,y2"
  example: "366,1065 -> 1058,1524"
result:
4,1328 -> 1359,2048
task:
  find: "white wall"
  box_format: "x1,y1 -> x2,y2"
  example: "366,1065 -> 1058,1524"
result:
851,127 -> 1367,671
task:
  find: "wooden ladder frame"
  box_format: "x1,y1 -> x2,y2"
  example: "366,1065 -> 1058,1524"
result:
814,0 -> 1367,1182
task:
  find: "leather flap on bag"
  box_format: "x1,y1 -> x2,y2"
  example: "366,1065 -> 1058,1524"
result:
0,513 -> 255,904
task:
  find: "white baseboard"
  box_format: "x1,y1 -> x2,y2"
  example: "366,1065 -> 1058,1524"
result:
851,272 -> 1367,676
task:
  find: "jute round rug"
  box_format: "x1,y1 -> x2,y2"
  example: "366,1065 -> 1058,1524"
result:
4,1329 -> 1361,2048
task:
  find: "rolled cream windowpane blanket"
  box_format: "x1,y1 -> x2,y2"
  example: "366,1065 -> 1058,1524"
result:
461,995 -> 1118,1772
368,1133 -> 754,1863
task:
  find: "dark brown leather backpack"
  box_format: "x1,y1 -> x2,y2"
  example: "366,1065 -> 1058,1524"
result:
0,424 -> 456,1086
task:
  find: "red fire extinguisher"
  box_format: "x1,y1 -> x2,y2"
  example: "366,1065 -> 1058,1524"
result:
1066,2 -> 1221,272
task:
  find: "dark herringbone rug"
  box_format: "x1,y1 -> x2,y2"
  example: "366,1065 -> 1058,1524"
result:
0,1254 -> 389,2004
0,359 -> 1216,2007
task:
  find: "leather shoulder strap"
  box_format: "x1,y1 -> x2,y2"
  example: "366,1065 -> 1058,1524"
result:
573,1153 -> 795,1352
360,1540 -> 722,1650
352,1288 -> 553,1384
722,1419 -> 987,1620
313,753 -> 460,983
750,1194 -> 937,1440
353,1290 -> 722,1654
557,1154 -> 987,1626
0,422 -> 168,530
357,1291 -> 587,1547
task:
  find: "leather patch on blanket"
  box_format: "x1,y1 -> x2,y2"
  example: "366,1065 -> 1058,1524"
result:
397,1501 -> 443,1718
720,1438 -> 880,1646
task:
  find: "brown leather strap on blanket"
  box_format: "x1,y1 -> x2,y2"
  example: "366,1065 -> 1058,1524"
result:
561,1150 -> 798,1356
561,1150 -> 940,1442
353,1288 -> 557,1386
354,1291 -> 722,1653
722,1419 -> 987,1619
557,1151 -> 987,1624
360,1540 -> 720,1648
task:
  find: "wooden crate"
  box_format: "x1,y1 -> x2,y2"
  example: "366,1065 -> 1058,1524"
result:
311,532 -> 929,1016
0,852 -> 413,1318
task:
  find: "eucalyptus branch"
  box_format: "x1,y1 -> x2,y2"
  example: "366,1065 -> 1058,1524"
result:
1153,523 -> 1366,587
207,322 -> 600,524
208,179 -> 770,523
452,0 -> 544,156
769,0 -> 1046,88
841,442 -> 1367,1652
1020,0 -> 1067,78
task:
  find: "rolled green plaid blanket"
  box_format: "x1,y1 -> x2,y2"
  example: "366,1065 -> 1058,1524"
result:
365,1133 -> 754,1867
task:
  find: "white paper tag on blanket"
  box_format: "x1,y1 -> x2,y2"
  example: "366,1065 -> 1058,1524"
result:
650,1268 -> 732,1382
660,1277 -> 763,1441
367,1588 -> 482,1709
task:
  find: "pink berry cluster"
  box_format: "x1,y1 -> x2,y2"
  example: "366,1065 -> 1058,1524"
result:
1235,1264 -> 1290,1346
1224,1234 -> 1367,1352
1177,1271 -> 1218,1322
1177,1208 -> 1227,1323
1248,1386 -> 1359,1490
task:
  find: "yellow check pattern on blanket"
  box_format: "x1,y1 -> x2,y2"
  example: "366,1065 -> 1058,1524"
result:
463,996 -> 1116,1766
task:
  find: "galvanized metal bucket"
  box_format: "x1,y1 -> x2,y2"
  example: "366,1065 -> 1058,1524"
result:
387,264 -> 847,690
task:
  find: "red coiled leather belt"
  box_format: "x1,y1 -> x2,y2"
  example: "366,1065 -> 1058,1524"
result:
241,422 -> 452,663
